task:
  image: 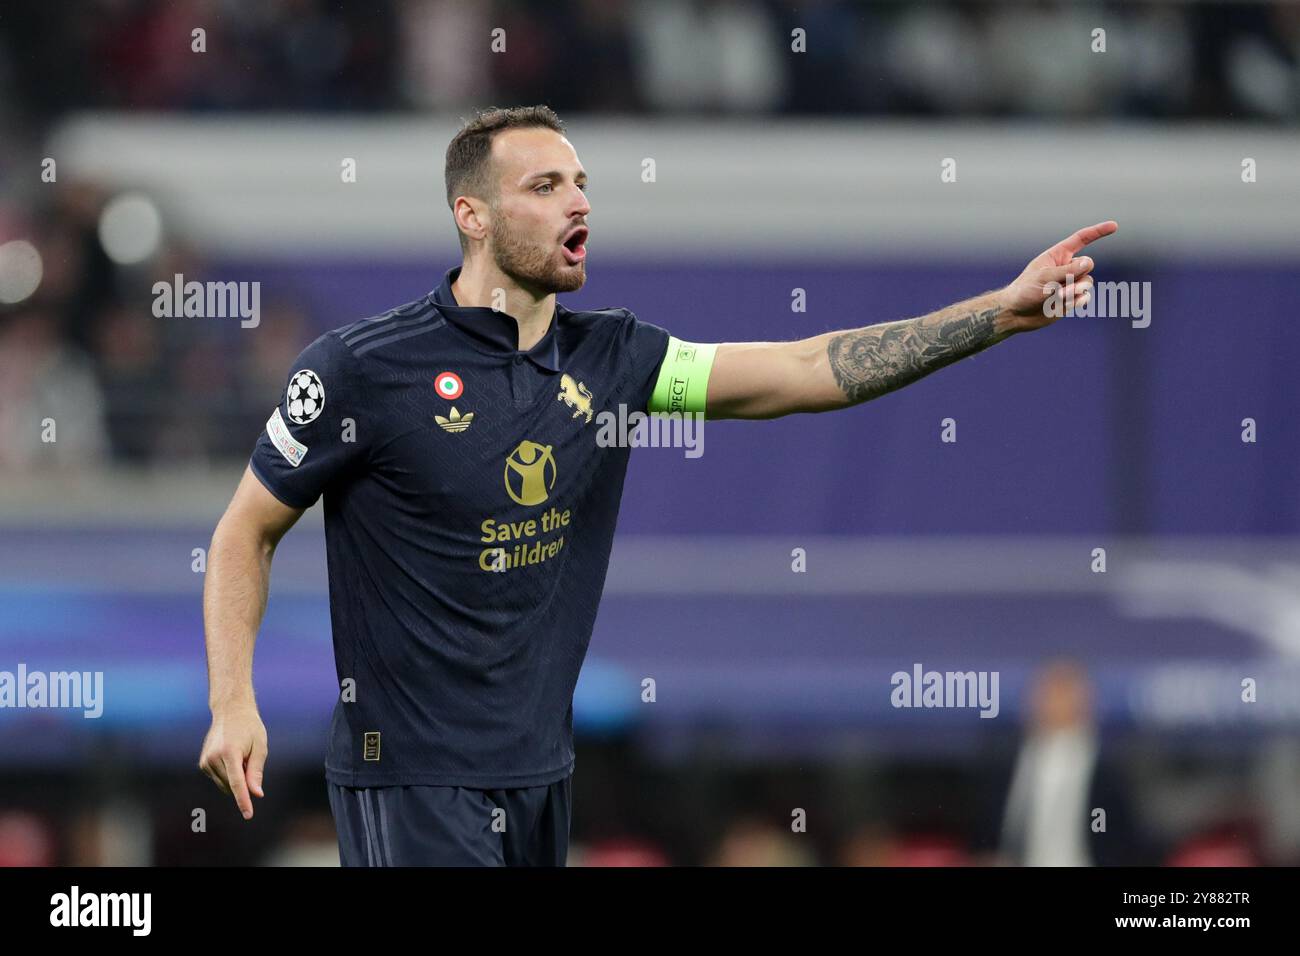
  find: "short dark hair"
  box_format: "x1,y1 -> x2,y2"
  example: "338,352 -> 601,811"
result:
444,105 -> 566,250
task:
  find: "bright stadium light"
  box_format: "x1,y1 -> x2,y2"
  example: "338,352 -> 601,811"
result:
0,239 -> 43,304
98,192 -> 163,265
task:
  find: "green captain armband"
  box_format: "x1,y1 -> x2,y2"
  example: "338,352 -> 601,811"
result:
647,336 -> 718,417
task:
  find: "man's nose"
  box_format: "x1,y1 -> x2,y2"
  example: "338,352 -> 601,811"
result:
569,185 -> 590,216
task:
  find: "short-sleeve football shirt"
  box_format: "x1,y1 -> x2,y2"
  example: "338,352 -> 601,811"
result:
250,266 -> 672,787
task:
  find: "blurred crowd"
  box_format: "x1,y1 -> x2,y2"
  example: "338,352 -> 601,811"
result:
0,755 -> 1282,866
0,661 -> 1291,866
1,1 -> 1297,469
0,181 -> 303,470
0,0 -> 1298,128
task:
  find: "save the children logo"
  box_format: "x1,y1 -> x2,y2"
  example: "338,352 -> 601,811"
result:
504,439 -> 556,506
480,441 -> 568,573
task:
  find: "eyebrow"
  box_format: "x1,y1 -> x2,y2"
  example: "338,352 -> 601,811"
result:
523,169 -> 588,185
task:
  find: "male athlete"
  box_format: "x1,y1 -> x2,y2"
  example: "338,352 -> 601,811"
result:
199,105 -> 1116,866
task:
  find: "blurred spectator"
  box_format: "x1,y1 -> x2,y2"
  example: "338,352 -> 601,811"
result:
0,811 -> 56,866
262,813 -> 342,866
580,837 -> 671,866
708,816 -> 818,866
1166,827 -> 1260,866
998,660 -> 1144,866
886,4 -> 994,115
66,801 -> 153,866
399,0 -> 493,109
881,833 -> 972,867
629,0 -> 786,112
837,822 -> 894,866
92,303 -> 167,462
984,1 -> 1119,117
0,309 -> 108,471
1120,6 -> 1195,117
1254,735 -> 1300,865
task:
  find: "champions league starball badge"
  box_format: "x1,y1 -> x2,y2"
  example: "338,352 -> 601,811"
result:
286,369 -> 324,424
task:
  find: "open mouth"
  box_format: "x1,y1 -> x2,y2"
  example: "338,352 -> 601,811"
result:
561,227 -> 588,264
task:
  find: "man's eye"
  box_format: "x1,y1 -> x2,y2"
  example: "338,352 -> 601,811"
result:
577,182 -> 587,192
536,183 -> 552,194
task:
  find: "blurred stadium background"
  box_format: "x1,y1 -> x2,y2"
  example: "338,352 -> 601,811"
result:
1,0 -> 1299,866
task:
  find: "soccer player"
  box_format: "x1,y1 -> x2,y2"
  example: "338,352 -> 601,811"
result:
199,105 -> 1116,866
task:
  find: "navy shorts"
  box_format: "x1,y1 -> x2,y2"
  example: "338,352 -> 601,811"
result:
326,776 -> 572,867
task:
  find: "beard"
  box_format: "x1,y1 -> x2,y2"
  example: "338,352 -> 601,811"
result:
490,208 -> 586,294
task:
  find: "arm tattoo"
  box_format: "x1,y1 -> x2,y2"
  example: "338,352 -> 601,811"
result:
827,306 -> 1002,405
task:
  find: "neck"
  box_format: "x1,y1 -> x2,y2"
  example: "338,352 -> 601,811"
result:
451,256 -> 556,351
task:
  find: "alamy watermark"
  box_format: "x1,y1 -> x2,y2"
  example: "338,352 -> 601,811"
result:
0,663 -> 103,718
594,405 -> 704,459
1046,275 -> 1151,328
50,886 -> 150,936
152,273 -> 260,328
890,662 -> 999,718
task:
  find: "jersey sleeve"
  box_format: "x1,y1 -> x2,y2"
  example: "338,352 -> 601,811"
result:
249,331 -> 368,509
620,308 -> 719,418
619,309 -> 672,414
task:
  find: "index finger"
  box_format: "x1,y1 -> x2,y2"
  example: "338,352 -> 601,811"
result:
1058,220 -> 1118,257
222,752 -> 255,819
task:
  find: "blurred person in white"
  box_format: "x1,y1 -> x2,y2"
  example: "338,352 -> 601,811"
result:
1256,735 -> 1300,865
885,3 -> 994,114
629,0 -> 785,112
998,660 -> 1140,866
0,309 -> 107,471
1122,5 -> 1195,116
1224,2 -> 1300,119
984,1 -> 1127,116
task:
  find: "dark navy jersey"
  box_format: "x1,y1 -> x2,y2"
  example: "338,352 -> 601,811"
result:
249,266 -> 672,787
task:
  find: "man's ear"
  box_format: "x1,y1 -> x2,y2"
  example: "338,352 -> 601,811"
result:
454,196 -> 489,245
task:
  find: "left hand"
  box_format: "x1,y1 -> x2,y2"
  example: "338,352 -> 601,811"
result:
1001,220 -> 1118,331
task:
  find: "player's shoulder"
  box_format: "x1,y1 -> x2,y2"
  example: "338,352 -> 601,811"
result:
562,303 -> 670,346
283,295 -> 447,388
562,304 -> 671,364
331,293 -> 445,358
557,302 -> 635,329
560,303 -> 672,348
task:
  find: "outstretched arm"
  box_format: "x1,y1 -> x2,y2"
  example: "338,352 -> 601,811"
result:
701,221 -> 1117,421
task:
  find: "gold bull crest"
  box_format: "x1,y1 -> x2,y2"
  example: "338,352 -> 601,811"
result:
557,373 -> 594,424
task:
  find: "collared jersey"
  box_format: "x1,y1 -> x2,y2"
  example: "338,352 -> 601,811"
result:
249,266 -> 672,787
